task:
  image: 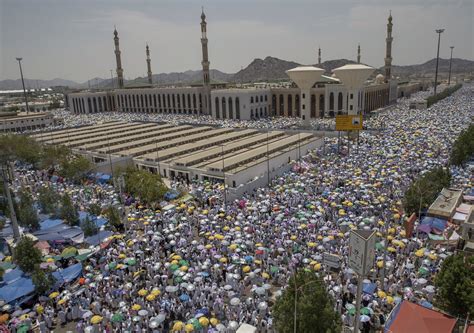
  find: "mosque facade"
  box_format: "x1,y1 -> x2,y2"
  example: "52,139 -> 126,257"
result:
66,11 -> 400,120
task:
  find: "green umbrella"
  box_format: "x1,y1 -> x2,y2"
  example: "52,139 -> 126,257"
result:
125,258 -> 137,266
360,307 -> 370,315
270,266 -> 279,274
174,276 -> 183,283
375,242 -> 384,250
348,307 -> 356,315
189,318 -> 202,330
418,267 -> 429,276
170,264 -> 179,271
179,260 -> 189,267
111,313 -> 124,323
61,247 -> 78,258
108,262 -> 118,270
16,324 -> 29,333
75,252 -> 92,261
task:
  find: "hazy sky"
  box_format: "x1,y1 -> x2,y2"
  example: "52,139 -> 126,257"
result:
1,0 -> 472,82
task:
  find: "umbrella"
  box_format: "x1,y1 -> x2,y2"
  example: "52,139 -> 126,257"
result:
254,287 -> 266,295
166,286 -> 179,293
149,320 -> 159,329
180,294 -> 190,302
131,304 -> 141,311
257,301 -> 268,311
230,297 -> 240,306
82,311 -> 93,319
199,317 -> 209,327
138,309 -> 149,316
360,315 -> 371,322
90,315 -> 103,324
156,313 -> 166,323
111,313 -> 124,323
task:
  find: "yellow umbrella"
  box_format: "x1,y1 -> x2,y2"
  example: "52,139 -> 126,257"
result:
377,290 -> 387,298
307,242 -> 316,248
172,321 -> 184,331
243,266 -> 251,273
49,292 -> 59,299
210,318 -> 219,326
208,236 -> 215,241
338,232 -> 344,238
254,260 -> 262,265
223,226 -> 230,231
180,266 -> 189,272
388,228 -> 396,234
429,253 -> 437,260
415,249 -> 424,257
310,261 -> 318,266
199,317 -> 210,327
386,296 -> 394,304
172,255 -> 182,260
36,305 -> 44,314
400,230 -> 406,237
171,260 -> 179,265
255,243 -> 263,247
19,314 -> 29,321
58,298 -> 67,305
118,253 -> 126,259
205,244 -> 212,249
219,257 -> 228,263
262,272 -> 270,279
138,289 -> 148,296
387,247 -> 396,253
314,263 -> 322,271
151,289 -> 161,296
202,210 -> 208,214
46,258 -> 55,263
376,232 -> 383,237
146,294 -> 156,301
290,235 -> 297,240
229,244 -> 238,250
185,323 -> 194,332
235,226 -> 241,231
90,315 -> 103,324
387,235 -> 394,241
131,304 -> 141,311
377,261 -> 384,268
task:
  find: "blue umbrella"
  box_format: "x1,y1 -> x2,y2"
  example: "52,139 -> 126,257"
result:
179,294 -> 190,302
244,256 -> 253,263
199,272 -> 210,277
196,308 -> 210,316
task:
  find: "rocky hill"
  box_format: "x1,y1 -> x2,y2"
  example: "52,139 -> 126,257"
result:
1,57 -> 472,90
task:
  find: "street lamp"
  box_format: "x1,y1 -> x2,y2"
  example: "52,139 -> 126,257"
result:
15,58 -> 30,114
448,46 -> 454,86
220,144 -> 227,206
433,29 -> 445,95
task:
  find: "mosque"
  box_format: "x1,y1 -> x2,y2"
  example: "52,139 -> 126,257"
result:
65,11 -> 417,120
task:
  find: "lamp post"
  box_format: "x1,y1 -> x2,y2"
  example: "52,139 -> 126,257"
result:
266,126 -> 270,186
220,144 -> 227,206
448,46 -> 454,86
15,58 -> 30,114
433,29 -> 445,95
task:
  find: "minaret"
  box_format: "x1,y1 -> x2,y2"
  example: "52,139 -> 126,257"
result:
384,11 -> 393,81
357,44 -> 361,63
146,44 -> 153,85
318,47 -> 321,65
114,27 -> 124,88
200,8 -> 211,114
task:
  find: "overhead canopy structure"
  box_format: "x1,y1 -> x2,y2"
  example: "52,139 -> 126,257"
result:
332,64 -> 374,90
385,301 -> 457,333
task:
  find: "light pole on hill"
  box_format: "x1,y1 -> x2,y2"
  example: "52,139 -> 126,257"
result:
16,58 -> 30,114
448,46 -> 454,86
433,29 -> 445,95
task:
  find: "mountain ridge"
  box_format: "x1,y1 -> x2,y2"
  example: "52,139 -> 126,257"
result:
1,57 -> 472,90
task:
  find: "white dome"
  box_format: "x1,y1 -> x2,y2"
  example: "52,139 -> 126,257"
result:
375,74 -> 385,84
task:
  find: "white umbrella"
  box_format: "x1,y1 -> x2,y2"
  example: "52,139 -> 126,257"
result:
138,309 -> 149,317
230,297 -> 241,306
257,301 -> 268,311
165,286 -> 178,293
254,287 -> 266,295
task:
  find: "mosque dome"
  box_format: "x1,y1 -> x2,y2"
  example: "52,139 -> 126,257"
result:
375,73 -> 385,84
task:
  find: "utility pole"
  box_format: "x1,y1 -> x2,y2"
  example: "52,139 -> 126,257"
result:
221,145 -> 226,206
433,29 -> 445,95
448,46 -> 454,86
16,58 -> 30,114
266,127 -> 270,186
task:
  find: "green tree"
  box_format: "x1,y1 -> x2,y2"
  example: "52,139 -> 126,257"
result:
38,186 -> 60,216
59,155 -> 92,183
435,254 -> 474,318
450,124 -> 474,167
31,268 -> 54,295
88,203 -> 102,217
104,206 -> 122,230
13,236 -> 42,274
273,270 -> 342,333
82,216 -> 98,237
60,193 -> 79,226
123,168 -> 168,204
403,167 -> 451,215
18,189 -> 39,230
39,145 -> 70,170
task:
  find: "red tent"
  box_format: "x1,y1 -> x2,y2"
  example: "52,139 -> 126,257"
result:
386,301 -> 457,333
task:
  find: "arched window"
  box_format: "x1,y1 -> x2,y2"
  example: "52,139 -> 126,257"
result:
193,94 -> 197,111
329,92 -> 334,110
310,94 -> 316,118
250,96 -> 254,104
295,95 -> 300,117
98,97 -> 102,111
338,92 -> 343,112
153,95 -> 157,110
279,95 -> 284,116
93,97 -> 98,112
271,95 -> 276,116
228,97 -> 233,119
251,109 -> 254,118
198,94 -> 203,113
222,97 -> 227,119
215,97 -> 220,118
264,106 -> 267,117
103,96 -> 107,110
187,94 -> 191,113
259,107 -> 263,118
182,94 -> 186,111
133,95 -> 136,109
235,97 -> 240,119
287,95 -> 293,117
319,95 -> 325,118
172,94 -> 176,112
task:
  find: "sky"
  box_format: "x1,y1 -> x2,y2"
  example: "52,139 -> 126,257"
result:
1,0 -> 472,82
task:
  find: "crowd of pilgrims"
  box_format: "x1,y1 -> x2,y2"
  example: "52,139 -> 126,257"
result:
4,85 -> 473,332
